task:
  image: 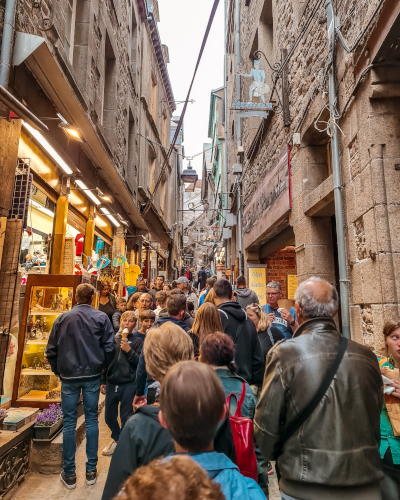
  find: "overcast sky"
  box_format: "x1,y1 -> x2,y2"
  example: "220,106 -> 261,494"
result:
158,0 -> 224,179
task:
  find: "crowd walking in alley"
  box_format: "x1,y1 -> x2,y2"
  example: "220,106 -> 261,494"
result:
39,275 -> 400,500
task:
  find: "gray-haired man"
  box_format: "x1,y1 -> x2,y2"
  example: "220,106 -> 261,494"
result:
262,281 -> 298,339
255,277 -> 383,500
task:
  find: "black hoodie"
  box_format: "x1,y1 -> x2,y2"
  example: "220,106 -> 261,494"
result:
218,302 -> 265,386
101,331 -> 143,385
101,406 -> 175,500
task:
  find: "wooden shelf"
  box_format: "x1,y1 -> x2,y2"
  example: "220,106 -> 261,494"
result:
21,369 -> 54,375
29,311 -> 62,316
26,340 -> 48,345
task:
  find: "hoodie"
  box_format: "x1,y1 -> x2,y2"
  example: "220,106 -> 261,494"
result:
101,406 -> 174,500
101,331 -> 143,385
153,315 -> 190,332
218,302 -> 265,386
236,287 -> 259,310
176,452 -> 265,500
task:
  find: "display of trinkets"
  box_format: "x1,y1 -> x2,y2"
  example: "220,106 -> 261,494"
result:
63,291 -> 73,311
45,387 -> 61,400
50,293 -> 64,311
31,357 -> 39,369
31,289 -> 44,310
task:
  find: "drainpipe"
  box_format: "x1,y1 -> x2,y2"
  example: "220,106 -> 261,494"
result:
235,0 -> 244,276
223,0 -> 230,274
327,0 -> 350,339
0,0 -> 17,89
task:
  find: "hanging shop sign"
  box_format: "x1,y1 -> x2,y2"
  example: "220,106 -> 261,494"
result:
97,255 -> 111,270
113,254 -> 127,267
248,267 -> 267,306
243,145 -> 291,249
62,236 -> 75,275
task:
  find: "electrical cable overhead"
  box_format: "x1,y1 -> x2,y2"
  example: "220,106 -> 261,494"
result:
142,0 -> 221,217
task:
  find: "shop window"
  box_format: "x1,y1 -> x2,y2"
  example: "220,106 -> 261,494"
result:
151,73 -> 157,122
64,0 -> 77,63
103,33 -> 117,142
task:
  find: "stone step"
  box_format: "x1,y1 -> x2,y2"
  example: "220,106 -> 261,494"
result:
29,394 -> 105,474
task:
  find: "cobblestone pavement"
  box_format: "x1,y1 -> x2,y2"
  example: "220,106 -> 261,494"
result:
10,410 -> 113,500
9,410 -> 281,500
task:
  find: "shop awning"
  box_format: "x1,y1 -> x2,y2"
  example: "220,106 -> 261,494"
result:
23,42 -> 148,235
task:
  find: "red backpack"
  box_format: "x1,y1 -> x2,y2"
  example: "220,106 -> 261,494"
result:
225,383 -> 258,482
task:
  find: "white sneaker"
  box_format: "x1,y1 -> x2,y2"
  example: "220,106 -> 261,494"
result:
102,441 -> 117,456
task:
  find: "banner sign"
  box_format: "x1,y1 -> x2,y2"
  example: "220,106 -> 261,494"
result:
243,146 -> 290,249
248,267 -> 267,306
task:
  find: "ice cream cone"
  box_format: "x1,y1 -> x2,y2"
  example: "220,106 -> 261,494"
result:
122,328 -> 129,339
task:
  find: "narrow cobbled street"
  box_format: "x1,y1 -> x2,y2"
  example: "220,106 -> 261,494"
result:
10,411 -> 112,500
9,409 -> 281,500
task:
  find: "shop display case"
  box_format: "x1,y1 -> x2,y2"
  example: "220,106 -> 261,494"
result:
12,275 -> 84,408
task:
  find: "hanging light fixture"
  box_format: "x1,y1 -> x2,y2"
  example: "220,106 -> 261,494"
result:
181,160 -> 198,187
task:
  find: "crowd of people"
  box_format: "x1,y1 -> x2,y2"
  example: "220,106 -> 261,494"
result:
45,272 -> 400,500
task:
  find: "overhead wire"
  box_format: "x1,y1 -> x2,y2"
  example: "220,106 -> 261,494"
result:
142,0 -> 221,217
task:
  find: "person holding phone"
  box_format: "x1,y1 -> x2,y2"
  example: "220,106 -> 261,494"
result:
262,281 -> 298,339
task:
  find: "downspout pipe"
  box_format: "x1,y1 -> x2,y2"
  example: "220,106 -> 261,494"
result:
327,0 -> 350,339
0,0 -> 17,89
223,0 -> 229,275
235,0 -> 243,276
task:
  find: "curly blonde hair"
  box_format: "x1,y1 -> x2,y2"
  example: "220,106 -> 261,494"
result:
144,322 -> 194,383
118,455 -> 225,500
246,303 -> 271,331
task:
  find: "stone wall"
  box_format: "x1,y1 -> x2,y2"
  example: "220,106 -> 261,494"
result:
226,0 -> 400,349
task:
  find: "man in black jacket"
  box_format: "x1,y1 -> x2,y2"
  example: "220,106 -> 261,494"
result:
214,280 -> 265,387
46,283 -> 115,490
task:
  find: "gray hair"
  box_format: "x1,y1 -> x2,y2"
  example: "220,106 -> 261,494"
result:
294,277 -> 338,319
267,281 -> 281,292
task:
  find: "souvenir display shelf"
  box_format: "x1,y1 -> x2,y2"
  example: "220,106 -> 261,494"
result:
12,275 -> 83,408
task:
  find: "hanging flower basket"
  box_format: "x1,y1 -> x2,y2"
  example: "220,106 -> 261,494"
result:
34,403 -> 63,440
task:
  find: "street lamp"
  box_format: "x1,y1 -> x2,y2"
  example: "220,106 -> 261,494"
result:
181,160 -> 198,192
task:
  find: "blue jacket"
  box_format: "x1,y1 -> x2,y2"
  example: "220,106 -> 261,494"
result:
46,304 -> 115,380
216,369 -> 257,419
177,452 -> 265,500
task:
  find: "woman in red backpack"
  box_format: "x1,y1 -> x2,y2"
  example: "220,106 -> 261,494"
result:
199,332 -> 269,497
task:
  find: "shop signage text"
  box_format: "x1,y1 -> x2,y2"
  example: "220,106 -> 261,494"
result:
248,267 -> 267,306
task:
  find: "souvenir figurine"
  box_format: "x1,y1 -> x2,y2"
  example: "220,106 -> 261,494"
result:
43,358 -> 51,371
27,315 -> 33,334
32,357 -> 39,369
29,328 -> 37,340
55,294 -> 64,311
63,291 -> 72,311
32,289 -> 44,310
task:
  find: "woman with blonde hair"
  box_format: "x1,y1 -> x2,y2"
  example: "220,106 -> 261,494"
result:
204,288 -> 216,305
246,303 -> 285,358
188,303 -> 223,357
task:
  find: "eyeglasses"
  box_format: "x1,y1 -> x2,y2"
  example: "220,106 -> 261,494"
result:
267,292 -> 279,296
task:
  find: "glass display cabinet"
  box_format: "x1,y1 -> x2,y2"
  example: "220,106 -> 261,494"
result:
12,275 -> 83,408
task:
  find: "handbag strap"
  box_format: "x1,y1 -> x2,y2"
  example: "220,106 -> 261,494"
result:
281,336 -> 348,445
225,382 -> 247,418
266,327 -> 275,346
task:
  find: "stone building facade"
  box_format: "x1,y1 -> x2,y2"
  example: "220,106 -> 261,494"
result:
0,0 -> 179,281
225,0 -> 400,348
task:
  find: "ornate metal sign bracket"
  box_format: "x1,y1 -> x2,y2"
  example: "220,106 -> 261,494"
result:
31,0 -> 53,31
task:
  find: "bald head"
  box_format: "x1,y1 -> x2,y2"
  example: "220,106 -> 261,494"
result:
294,277 -> 338,324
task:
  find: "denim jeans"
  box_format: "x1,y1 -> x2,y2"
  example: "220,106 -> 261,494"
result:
61,377 -> 101,476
